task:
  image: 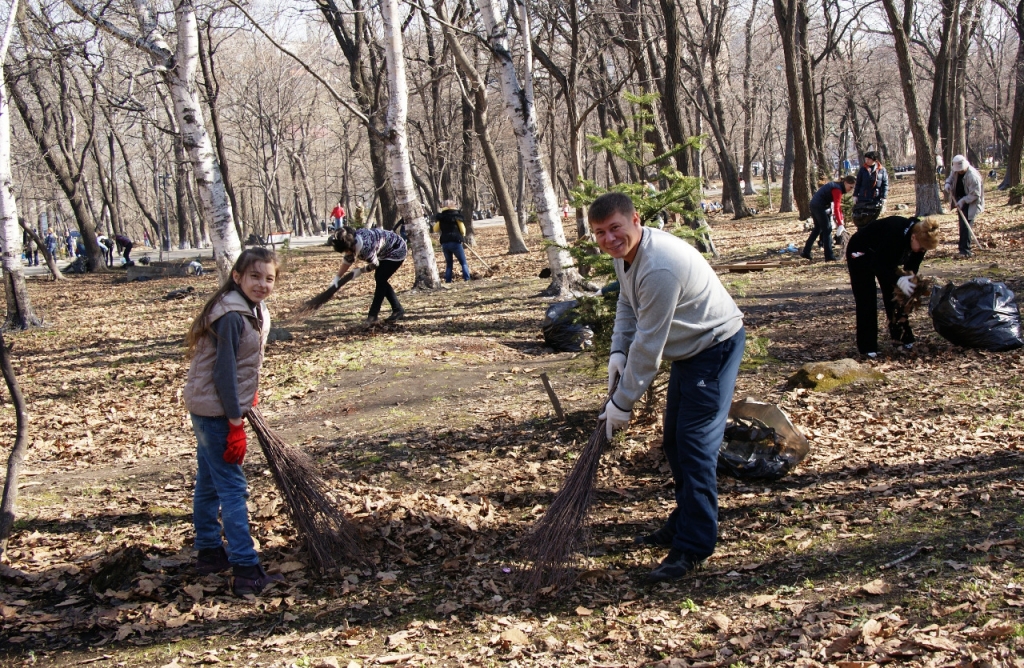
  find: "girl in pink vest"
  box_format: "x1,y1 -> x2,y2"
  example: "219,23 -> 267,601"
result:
183,248 -> 284,596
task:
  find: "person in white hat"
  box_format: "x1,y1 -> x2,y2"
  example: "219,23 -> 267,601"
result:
943,154 -> 984,257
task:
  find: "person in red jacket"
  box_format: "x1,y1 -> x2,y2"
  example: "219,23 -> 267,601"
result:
801,175 -> 855,262
330,201 -> 345,230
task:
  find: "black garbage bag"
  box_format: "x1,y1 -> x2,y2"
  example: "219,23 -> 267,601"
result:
929,278 -> 1024,352
64,256 -> 93,274
717,399 -> 810,480
541,301 -> 593,352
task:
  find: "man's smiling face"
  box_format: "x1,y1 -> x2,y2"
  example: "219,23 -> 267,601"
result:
591,210 -> 643,263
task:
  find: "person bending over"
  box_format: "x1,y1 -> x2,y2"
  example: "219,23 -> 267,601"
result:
846,216 -> 941,357
330,226 -> 407,323
802,175 -> 855,261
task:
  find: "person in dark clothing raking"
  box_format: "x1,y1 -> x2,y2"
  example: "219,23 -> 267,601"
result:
432,200 -> 471,283
846,216 -> 942,358
802,175 -> 855,261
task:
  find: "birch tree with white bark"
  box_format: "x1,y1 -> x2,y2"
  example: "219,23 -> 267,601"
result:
477,0 -> 583,296
65,0 -> 242,280
0,0 -> 41,329
379,0 -> 440,288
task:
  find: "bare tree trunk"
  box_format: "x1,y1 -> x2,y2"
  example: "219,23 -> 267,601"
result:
436,6 -> 527,253
781,120 -> 795,213
174,138 -> 189,248
1004,34 -> 1024,202
479,0 -> 582,295
66,0 -> 243,278
881,0 -> 944,215
773,0 -> 813,218
461,95 -> 477,247
0,329 -> 28,555
0,8 -> 41,327
656,0 -> 691,174
741,0 -> 759,196
18,218 -> 63,280
197,20 -> 242,240
379,0 -> 440,288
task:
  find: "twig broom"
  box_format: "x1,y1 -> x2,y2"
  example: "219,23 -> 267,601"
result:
519,392 -> 614,593
246,407 -> 368,574
290,271 -> 355,319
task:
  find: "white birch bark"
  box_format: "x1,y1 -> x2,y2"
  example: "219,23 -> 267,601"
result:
169,0 -> 240,278
65,0 -> 241,280
0,0 -> 39,327
0,15 -> 21,278
379,0 -> 439,288
478,0 -> 580,295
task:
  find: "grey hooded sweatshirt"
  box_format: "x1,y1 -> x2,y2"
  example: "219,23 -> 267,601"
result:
610,227 -> 744,411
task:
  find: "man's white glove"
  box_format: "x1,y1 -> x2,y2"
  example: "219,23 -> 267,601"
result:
351,266 -> 364,279
599,402 -> 632,440
835,224 -> 845,238
957,198 -> 967,210
897,274 -> 916,297
607,352 -> 626,395
879,199 -> 887,213
851,196 -> 858,205
330,275 -> 343,290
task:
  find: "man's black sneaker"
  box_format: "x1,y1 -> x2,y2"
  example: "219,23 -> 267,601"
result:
232,564 -> 284,597
632,526 -> 675,549
196,545 -> 230,575
385,308 -> 406,322
646,549 -> 706,583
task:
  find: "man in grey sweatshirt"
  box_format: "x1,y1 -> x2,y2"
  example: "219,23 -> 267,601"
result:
590,192 -> 745,582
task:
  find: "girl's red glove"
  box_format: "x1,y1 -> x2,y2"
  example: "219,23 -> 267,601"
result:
224,422 -> 247,465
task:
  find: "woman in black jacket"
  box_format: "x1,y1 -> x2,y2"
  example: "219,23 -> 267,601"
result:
846,216 -> 941,357
432,201 -> 471,283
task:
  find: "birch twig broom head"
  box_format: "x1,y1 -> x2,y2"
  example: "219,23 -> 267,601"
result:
518,394 -> 614,594
291,271 -> 355,319
245,407 -> 369,574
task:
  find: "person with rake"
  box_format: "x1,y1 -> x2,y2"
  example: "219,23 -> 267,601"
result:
329,226 -> 407,323
589,192 -> 746,582
183,247 -> 286,596
845,216 -> 941,358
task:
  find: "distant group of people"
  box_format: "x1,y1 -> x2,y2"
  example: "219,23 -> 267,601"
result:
792,148 -> 991,359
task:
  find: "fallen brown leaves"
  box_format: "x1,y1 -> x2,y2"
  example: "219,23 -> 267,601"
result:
3,187 -> 1024,666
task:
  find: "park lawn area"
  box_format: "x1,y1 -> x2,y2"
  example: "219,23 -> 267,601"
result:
1,180 -> 1024,667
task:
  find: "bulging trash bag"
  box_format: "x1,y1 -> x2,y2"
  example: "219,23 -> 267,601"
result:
929,278 -> 1024,352
717,398 -> 810,480
542,301 -> 593,352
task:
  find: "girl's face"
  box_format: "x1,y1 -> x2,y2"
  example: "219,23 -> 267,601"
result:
232,261 -> 277,303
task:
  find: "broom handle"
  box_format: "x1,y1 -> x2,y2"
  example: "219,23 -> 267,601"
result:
465,243 -> 491,271
955,202 -> 981,249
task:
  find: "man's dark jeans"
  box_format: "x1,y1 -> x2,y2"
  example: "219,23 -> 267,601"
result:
661,327 -> 746,559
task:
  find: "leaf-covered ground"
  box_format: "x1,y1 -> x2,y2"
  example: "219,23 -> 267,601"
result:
2,182 -> 1023,668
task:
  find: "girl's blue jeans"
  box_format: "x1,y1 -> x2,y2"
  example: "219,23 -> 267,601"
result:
191,414 -> 259,566
441,242 -> 471,282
